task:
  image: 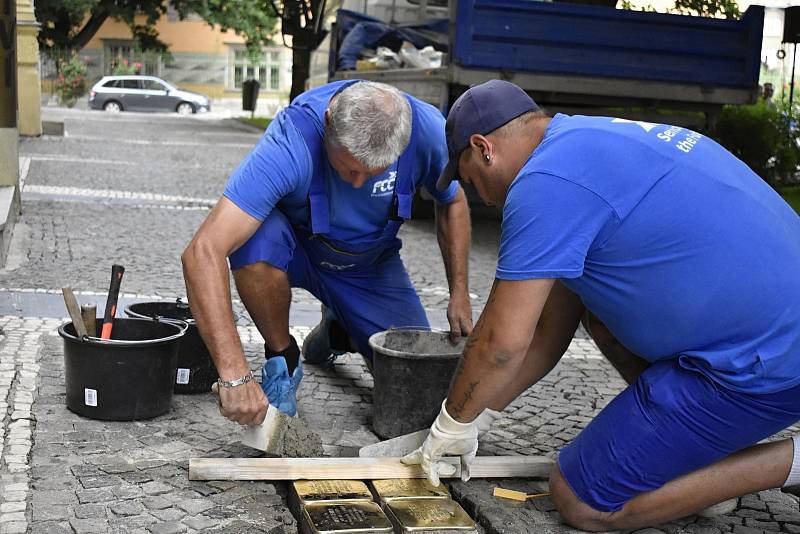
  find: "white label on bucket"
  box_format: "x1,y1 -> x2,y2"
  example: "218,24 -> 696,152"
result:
84,388 -> 97,407
176,368 -> 190,385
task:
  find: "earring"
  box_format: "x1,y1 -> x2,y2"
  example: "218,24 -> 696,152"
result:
485,154 -> 491,162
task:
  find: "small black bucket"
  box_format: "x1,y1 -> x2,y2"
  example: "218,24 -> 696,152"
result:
59,317 -> 186,421
368,329 -> 465,439
124,300 -> 218,394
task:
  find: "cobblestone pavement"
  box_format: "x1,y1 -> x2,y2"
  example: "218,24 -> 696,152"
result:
0,109 -> 798,533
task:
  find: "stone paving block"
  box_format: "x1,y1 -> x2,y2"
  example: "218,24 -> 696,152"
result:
143,497 -> 173,511
74,504 -> 107,519
68,518 -> 109,534
774,515 -> 800,525
175,499 -> 215,516
76,487 -> 115,504
745,519 -> 782,531
739,510 -> 773,521
108,513 -> 158,530
0,504 -> 24,515
147,521 -> 188,534
141,481 -> 174,496
111,500 -> 148,517
0,522 -> 27,534
29,521 -> 73,534
79,474 -> 124,489
120,471 -> 155,485
182,515 -> 218,530
30,503 -> 70,521
113,484 -> 146,500
149,508 -> 187,522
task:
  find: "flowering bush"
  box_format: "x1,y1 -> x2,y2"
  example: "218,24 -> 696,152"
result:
111,58 -> 142,75
54,54 -> 88,107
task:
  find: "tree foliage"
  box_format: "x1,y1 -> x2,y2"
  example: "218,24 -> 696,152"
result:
672,0 -> 740,19
619,0 -> 740,19
35,0 -> 279,56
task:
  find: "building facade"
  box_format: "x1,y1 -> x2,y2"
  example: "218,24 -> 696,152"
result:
44,7 -> 293,111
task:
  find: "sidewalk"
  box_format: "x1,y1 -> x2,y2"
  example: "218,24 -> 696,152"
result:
0,108 -> 798,533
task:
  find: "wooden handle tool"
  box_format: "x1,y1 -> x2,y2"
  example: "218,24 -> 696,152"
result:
62,288 -> 88,338
493,487 -> 551,501
81,304 -> 97,337
101,264 -> 125,340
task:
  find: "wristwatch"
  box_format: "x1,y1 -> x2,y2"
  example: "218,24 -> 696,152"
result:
216,370 -> 255,388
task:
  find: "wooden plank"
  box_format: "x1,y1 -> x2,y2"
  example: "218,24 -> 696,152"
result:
188,455 -> 554,481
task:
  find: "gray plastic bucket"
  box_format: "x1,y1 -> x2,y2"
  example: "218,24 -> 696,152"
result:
368,329 -> 465,439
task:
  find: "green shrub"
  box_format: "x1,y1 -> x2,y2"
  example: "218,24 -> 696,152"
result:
54,54 -> 88,108
711,101 -> 800,188
111,58 -> 141,75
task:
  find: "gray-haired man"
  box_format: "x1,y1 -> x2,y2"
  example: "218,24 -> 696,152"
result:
183,80 -> 471,425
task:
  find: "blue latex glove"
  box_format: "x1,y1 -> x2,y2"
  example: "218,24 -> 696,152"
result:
261,357 -> 303,416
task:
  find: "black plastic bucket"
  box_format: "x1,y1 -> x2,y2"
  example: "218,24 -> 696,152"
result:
124,300 -> 218,394
59,317 -> 186,421
368,329 -> 465,439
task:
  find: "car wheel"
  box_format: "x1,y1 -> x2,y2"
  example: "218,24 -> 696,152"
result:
176,102 -> 195,115
103,101 -> 122,113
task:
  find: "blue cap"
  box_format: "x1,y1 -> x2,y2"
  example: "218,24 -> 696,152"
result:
437,80 -> 538,191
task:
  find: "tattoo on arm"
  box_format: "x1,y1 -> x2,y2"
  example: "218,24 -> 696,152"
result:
450,380 -> 479,420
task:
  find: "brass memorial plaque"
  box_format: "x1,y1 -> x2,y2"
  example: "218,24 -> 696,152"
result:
294,480 -> 374,505
371,479 -> 451,502
384,498 -> 476,532
302,501 -> 394,534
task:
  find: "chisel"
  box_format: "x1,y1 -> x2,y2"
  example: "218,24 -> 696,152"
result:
101,264 -> 125,340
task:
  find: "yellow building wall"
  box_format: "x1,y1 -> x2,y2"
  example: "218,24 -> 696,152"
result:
83,14 -> 247,52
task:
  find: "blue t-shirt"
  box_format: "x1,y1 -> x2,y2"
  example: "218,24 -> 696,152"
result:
496,114 -> 800,394
224,80 -> 459,244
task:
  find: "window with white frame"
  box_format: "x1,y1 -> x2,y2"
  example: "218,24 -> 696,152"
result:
230,48 -> 281,91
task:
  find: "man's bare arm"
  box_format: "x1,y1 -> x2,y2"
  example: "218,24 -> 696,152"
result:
181,197 -> 265,425
434,188 -> 472,339
445,277 -> 555,423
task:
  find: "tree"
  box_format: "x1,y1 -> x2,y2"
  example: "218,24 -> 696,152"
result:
35,0 -> 279,61
619,0 -> 740,19
265,0 -> 327,102
672,0 -> 740,18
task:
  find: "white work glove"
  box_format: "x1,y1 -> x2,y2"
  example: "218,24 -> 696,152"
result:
401,400 -> 479,487
474,407 -> 501,437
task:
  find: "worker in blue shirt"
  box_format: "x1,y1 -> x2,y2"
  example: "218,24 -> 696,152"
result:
182,80 -> 471,425
404,80 -> 800,530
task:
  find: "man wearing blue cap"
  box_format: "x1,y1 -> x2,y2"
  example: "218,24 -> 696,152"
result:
402,79 -> 800,529
182,80 -> 472,425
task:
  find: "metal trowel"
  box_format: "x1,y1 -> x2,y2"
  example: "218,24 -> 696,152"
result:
358,429 -> 429,458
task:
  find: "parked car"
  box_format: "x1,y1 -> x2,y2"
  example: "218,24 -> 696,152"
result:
88,75 -> 210,114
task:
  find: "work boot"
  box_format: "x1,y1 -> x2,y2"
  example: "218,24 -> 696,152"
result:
261,339 -> 303,417
302,305 -> 351,364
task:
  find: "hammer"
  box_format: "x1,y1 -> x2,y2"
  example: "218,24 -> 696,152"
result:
101,264 -> 125,340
